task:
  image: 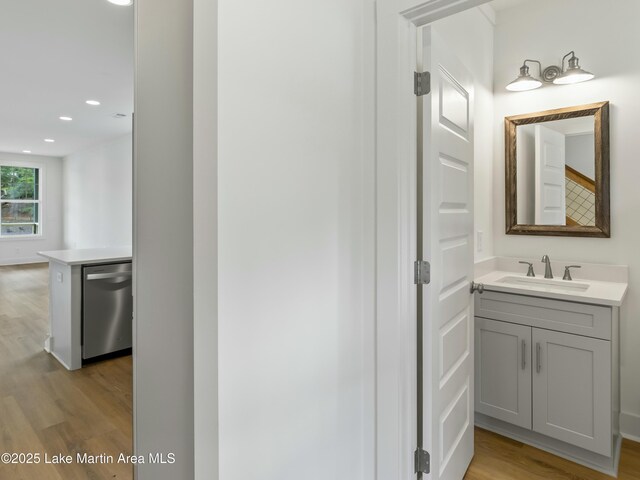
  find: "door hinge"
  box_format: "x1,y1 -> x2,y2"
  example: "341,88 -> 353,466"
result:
414,71 -> 431,96
415,448 -> 431,474
414,260 -> 430,285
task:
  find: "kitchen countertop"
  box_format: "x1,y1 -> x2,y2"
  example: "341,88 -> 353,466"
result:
38,247 -> 132,266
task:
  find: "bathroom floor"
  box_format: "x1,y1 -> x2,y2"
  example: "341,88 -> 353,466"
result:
466,428 -> 640,480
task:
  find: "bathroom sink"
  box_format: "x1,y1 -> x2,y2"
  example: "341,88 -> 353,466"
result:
495,275 -> 590,293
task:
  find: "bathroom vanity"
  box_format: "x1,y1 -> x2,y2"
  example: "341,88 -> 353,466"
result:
473,257 -> 627,476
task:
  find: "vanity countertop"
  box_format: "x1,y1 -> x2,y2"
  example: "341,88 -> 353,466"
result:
38,247 -> 132,266
475,269 -> 628,307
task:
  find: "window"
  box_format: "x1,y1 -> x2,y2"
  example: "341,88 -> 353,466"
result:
0,165 -> 41,237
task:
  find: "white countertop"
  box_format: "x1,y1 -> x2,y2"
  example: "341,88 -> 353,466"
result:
38,247 -> 132,266
475,269 -> 628,306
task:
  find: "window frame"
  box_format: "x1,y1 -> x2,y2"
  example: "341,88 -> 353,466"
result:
0,161 -> 45,240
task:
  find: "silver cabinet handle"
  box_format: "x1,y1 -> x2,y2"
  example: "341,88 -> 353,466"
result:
521,340 -> 526,370
86,272 -> 132,281
536,343 -> 541,373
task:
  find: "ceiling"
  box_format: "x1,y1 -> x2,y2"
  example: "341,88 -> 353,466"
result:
0,0 -> 133,157
488,0 -> 531,12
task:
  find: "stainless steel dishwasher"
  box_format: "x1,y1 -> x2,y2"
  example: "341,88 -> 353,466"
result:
82,262 -> 133,360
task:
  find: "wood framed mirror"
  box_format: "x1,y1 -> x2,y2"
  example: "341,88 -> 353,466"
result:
505,101 -> 610,237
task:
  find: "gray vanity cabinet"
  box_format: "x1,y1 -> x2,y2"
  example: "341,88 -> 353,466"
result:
475,318 -> 532,429
474,290 -> 619,470
532,328 -> 611,456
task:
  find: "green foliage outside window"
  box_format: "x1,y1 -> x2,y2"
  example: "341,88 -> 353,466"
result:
0,166 -> 40,236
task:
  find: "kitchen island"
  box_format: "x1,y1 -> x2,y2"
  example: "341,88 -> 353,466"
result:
38,247 -> 132,370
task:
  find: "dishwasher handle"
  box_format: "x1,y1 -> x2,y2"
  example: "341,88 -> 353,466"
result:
86,272 -> 132,281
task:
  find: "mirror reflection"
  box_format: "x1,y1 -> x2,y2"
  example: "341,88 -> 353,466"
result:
516,116 -> 595,226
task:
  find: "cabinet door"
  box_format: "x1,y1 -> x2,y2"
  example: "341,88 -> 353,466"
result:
532,328 -> 611,456
475,318 -> 532,429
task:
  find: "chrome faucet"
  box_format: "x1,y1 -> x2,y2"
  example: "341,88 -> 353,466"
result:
541,255 -> 553,279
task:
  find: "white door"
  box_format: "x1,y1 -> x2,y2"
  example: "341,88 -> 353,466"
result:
532,328 -> 611,456
475,318 -> 532,429
420,26 -> 474,480
534,125 -> 566,225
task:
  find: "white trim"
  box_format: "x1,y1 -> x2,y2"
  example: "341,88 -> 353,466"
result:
0,234 -> 44,241
477,4 -> 496,26
621,412 -> 640,442
193,0 -> 219,477
50,349 -> 72,371
376,0 -> 491,477
0,257 -> 46,266
0,161 -> 46,239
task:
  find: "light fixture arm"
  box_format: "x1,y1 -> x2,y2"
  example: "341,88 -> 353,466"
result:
521,59 -> 542,78
561,51 -> 576,72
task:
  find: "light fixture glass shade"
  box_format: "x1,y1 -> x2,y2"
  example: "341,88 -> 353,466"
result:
506,76 -> 542,91
506,64 -> 542,91
553,54 -> 594,85
553,68 -> 594,85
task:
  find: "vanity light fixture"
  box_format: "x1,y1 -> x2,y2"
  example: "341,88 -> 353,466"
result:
506,51 -> 595,92
506,60 -> 543,92
553,51 -> 595,85
107,0 -> 133,5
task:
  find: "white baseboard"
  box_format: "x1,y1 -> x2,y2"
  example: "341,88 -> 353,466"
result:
621,412 -> 640,442
0,257 -> 47,266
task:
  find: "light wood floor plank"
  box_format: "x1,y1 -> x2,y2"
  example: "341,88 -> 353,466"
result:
0,264 -> 132,480
466,427 -> 640,480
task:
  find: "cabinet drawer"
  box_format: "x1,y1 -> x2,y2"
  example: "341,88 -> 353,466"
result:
475,291 -> 611,340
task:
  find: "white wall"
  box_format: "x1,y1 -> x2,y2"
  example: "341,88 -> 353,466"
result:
516,125 -> 535,224
217,0 -> 374,479
566,133 -> 595,180
0,152 -> 63,264
493,0 -> 640,438
433,6 -> 495,261
63,134 -> 132,249
193,0 -> 219,477
134,1 -> 194,478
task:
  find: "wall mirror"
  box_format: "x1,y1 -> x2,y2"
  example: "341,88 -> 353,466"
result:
505,101 -> 610,237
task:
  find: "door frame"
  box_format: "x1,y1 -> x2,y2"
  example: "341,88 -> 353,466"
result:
375,0 -> 490,477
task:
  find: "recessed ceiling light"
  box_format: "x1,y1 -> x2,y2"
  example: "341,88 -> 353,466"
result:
59,116 -> 73,121
107,0 -> 133,5
22,150 -> 32,154
86,100 -> 101,106
44,139 -> 55,143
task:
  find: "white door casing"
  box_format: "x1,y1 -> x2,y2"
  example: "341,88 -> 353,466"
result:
421,26 -> 474,480
534,124 -> 566,225
375,1 -> 491,478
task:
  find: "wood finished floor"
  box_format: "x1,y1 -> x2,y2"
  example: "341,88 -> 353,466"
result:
466,427 -> 640,480
0,263 -> 132,480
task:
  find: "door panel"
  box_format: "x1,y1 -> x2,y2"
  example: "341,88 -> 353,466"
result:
421,26 -> 474,480
535,125 -> 566,225
532,328 -> 611,456
475,318 -> 532,429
